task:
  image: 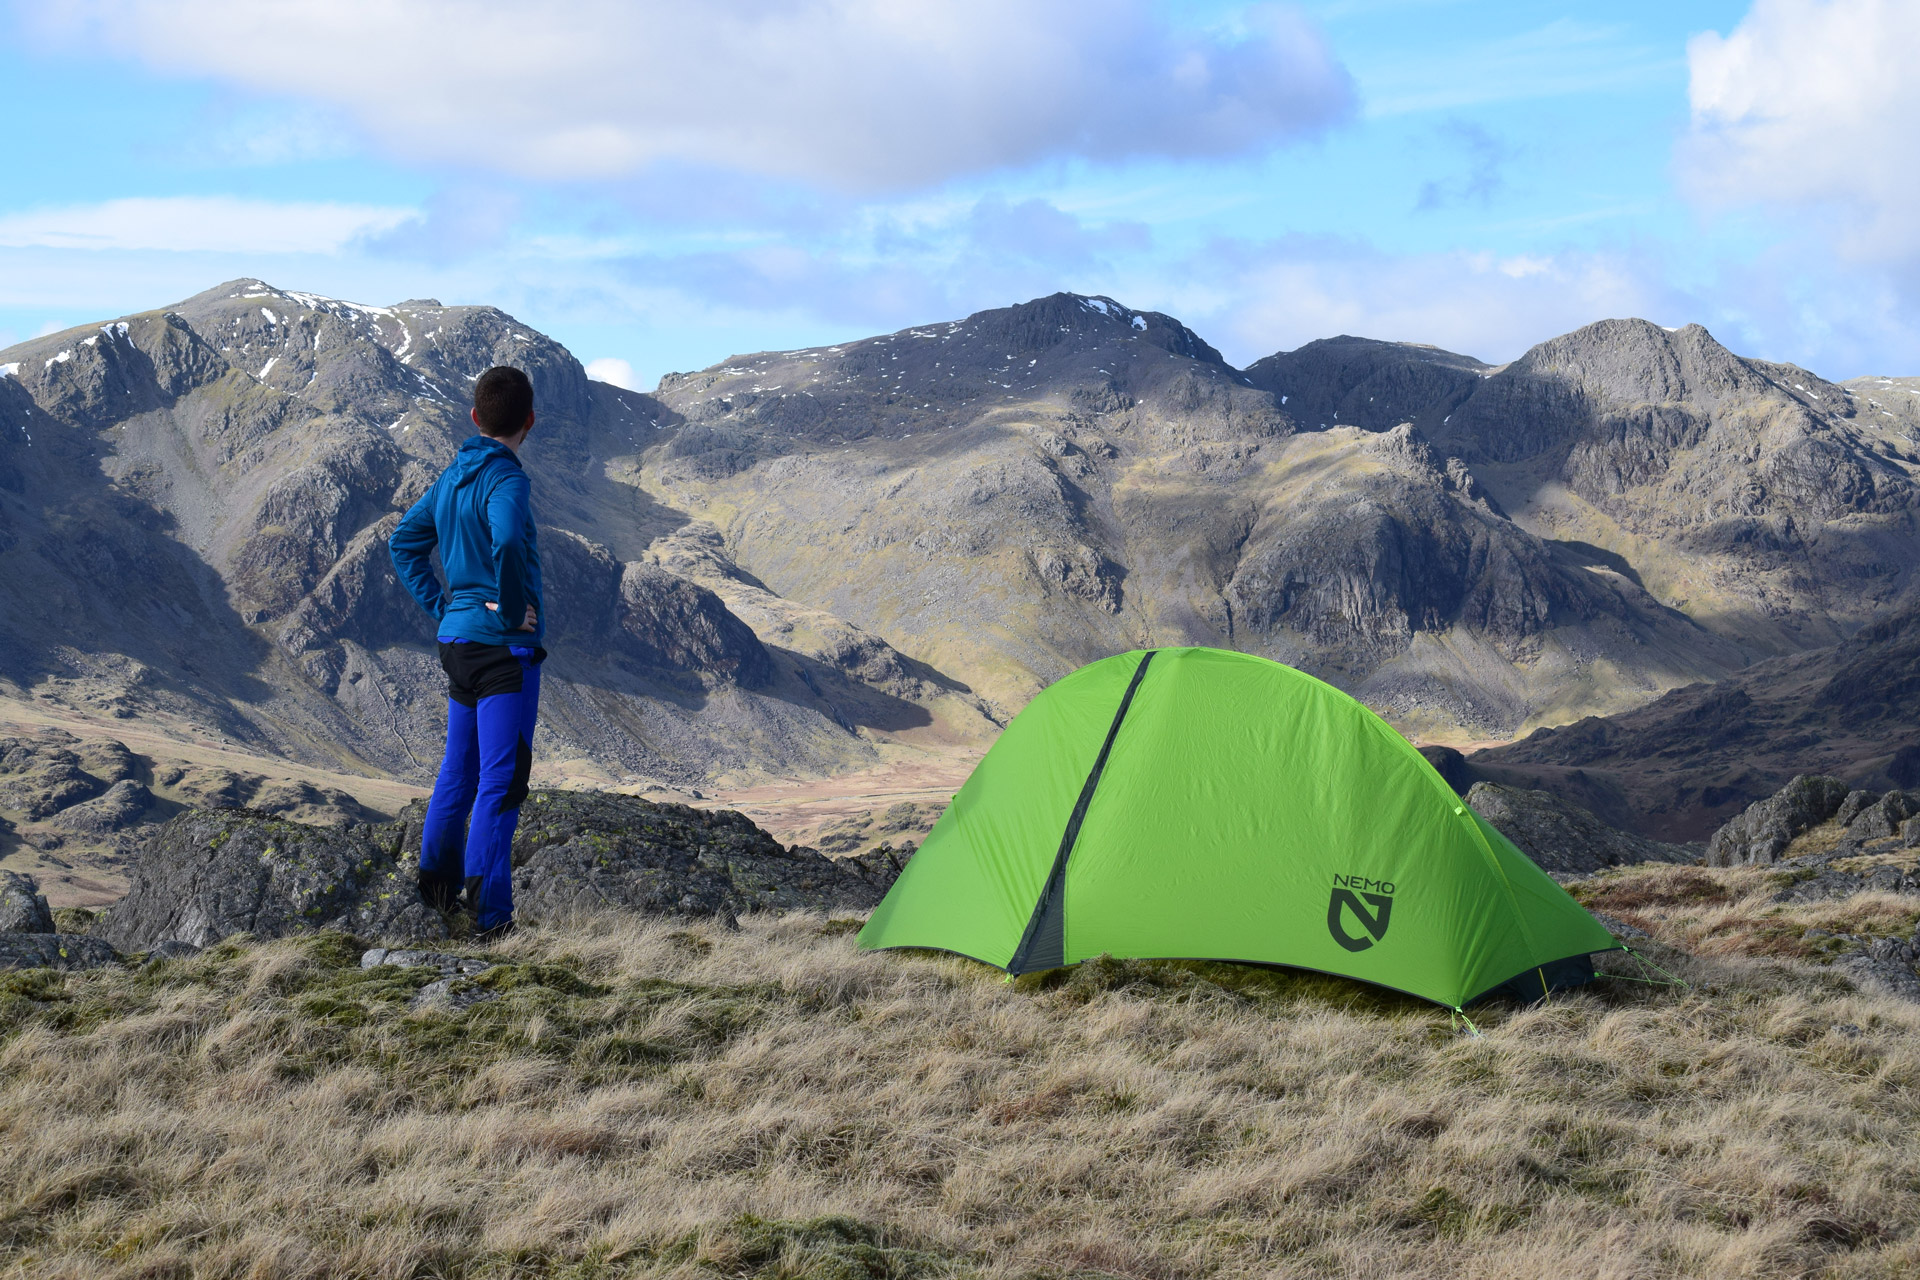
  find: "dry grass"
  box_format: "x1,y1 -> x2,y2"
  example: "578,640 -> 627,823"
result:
1574,861 -> 1920,961
3,899 -> 1920,1279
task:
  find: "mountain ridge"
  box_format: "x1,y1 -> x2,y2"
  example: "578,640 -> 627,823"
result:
4,279 -> 1917,901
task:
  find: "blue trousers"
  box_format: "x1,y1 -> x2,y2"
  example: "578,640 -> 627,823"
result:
420,640 -> 543,930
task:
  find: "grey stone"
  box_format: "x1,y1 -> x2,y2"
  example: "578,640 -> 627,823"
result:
1465,782 -> 1693,876
1847,791 -> 1917,842
1835,951 -> 1920,1002
362,947 -> 490,976
1835,789 -> 1881,828
1775,869 -> 1866,904
1866,937 -> 1916,965
103,808 -> 449,952
1707,775 -> 1853,867
145,939 -> 200,961
1590,911 -> 1651,941
495,789 -> 900,923
410,976 -> 497,1013
0,869 -> 55,933
1863,864 -> 1911,894
0,933 -> 120,971
1904,816 -> 1920,848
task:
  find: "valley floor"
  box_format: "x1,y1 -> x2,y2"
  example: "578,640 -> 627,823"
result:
4,862 -> 1919,1279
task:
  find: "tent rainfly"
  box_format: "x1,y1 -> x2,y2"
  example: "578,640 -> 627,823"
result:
858,647 -> 1620,1010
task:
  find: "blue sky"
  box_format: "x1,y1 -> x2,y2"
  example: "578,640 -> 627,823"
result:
2,0 -> 1915,387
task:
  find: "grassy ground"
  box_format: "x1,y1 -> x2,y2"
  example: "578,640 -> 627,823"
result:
4,867 -> 1920,1279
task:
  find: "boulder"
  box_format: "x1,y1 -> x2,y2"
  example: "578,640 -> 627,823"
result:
103,808 -> 446,952
1848,791 -> 1919,843
1466,782 -> 1693,876
1835,789 -> 1881,829
0,933 -> 119,971
106,789 -> 908,952
499,790 -> 896,923
1705,775 -> 1852,867
0,869 -> 55,933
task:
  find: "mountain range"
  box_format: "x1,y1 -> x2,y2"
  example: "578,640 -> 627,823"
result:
3,279 -> 1917,893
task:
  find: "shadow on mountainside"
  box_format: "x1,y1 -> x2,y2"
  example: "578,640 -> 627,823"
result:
1472,600 -> 1920,842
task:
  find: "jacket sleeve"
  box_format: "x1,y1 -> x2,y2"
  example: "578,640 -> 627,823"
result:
486,469 -> 538,630
388,487 -> 446,619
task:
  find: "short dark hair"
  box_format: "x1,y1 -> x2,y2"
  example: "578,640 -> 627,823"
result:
473,366 -> 534,437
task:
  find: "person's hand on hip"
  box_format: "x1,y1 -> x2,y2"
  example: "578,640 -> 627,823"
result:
485,602 -> 539,632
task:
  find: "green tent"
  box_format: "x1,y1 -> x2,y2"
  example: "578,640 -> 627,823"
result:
858,647 -> 1618,1010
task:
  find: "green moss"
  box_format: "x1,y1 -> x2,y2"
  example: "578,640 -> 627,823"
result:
468,962 -> 606,998
50,907 -> 97,934
1412,1185 -> 1472,1239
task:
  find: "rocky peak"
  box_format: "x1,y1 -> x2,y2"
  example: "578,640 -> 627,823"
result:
965,292 -> 1227,365
650,290 -> 1275,452
1506,319 -> 1768,412
1242,334 -> 1489,433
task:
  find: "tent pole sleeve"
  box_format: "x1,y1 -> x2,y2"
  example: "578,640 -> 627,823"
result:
1007,650 -> 1157,975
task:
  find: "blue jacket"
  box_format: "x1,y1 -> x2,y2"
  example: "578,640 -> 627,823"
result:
389,435 -> 545,647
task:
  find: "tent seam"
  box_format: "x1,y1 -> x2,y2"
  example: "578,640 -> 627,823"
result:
1007,648 -> 1157,974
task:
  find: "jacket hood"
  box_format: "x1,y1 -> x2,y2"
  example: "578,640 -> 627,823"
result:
450,434 -> 520,489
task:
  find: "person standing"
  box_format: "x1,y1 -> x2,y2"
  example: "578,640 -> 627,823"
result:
389,366 -> 545,942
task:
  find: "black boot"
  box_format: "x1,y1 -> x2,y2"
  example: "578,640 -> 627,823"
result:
474,919 -> 516,945
418,872 -> 462,913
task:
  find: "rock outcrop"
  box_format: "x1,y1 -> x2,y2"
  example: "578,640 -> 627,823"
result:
1703,776 -> 1920,868
103,808 -> 445,952
105,789 -> 904,953
0,869 -> 121,971
0,869 -> 55,933
1706,776 -> 1855,866
1466,783 -> 1693,876
0,933 -> 120,972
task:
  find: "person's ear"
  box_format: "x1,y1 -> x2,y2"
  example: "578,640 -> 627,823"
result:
523,410 -> 536,434
471,407 -> 482,430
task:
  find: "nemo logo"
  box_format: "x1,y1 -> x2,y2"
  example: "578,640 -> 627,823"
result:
1328,875 -> 1395,952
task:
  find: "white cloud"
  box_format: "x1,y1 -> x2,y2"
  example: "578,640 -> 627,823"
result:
1680,0 -> 1920,262
0,196 -> 414,254
1162,237 -> 1690,366
33,0 -> 1354,191
584,357 -> 636,390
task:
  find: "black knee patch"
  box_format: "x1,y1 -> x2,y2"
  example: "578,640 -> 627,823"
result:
500,734 -> 533,812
